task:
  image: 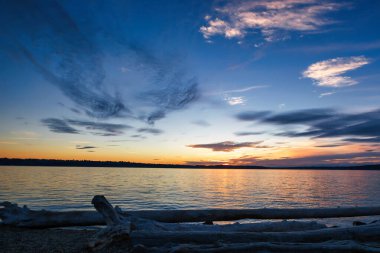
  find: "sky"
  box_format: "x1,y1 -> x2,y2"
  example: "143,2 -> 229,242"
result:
0,0 -> 380,167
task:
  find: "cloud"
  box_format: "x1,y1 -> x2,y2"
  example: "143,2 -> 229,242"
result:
67,120 -> 132,136
303,56 -> 370,87
130,134 -> 146,139
344,137 -> 380,143
223,85 -> 268,93
235,131 -> 263,136
264,109 -> 335,124
235,108 -> 380,143
2,1 -> 199,124
41,118 -> 79,134
236,110 -> 273,121
237,108 -> 335,124
186,151 -> 380,166
188,141 -> 261,152
142,80 -> 200,124
76,145 -> 97,150
41,118 -> 131,136
2,1 -> 128,119
315,143 -> 345,148
227,151 -> 380,167
319,91 -> 336,98
200,0 -> 343,42
225,96 -> 245,105
128,44 -> 200,124
192,120 -> 211,127
137,128 -> 163,135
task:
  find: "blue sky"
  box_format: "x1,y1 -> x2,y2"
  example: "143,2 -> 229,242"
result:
0,0 -> 379,166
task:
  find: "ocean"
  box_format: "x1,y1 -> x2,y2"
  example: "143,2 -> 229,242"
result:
1,166 -> 380,212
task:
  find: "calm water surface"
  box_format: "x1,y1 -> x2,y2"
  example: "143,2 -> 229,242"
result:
1,166 -> 379,211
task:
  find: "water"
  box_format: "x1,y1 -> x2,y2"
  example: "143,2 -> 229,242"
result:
1,166 -> 380,211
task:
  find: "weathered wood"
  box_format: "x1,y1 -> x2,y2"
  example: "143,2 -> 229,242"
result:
131,220 -> 327,233
2,201 -> 380,228
0,201 -> 102,228
130,223 -> 380,246
127,206 -> 380,223
88,195 -> 131,251
91,195 -> 123,226
135,241 -> 380,253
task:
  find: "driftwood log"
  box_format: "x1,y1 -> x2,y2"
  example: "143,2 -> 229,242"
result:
87,196 -> 380,252
88,195 -> 131,250
129,223 -> 380,246
2,196 -> 380,252
131,241 -> 380,253
1,200 -> 380,228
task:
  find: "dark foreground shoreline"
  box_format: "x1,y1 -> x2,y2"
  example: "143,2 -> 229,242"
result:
0,226 -> 97,253
1,225 -> 380,253
1,158 -> 379,170
0,226 -> 133,253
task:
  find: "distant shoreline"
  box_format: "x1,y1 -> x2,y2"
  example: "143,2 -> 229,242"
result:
0,158 -> 379,170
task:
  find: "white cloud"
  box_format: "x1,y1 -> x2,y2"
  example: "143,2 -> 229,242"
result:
303,56 -> 370,87
319,91 -> 336,98
225,96 -> 245,105
200,0 -> 343,42
223,85 -> 268,93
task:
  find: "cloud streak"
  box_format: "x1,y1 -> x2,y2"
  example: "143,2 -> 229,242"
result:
235,131 -> 263,136
188,141 -> 261,152
235,108 -> 380,143
41,118 -> 132,136
137,128 -> 163,135
67,120 -> 132,136
41,118 -> 79,134
227,151 -> 380,167
76,145 -> 97,150
303,56 -> 370,87
200,0 -> 343,42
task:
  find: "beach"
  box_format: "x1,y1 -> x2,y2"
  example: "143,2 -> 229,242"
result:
0,226 -> 97,253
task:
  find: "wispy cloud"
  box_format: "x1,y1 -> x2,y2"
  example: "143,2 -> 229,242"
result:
235,108 -> 380,143
303,56 -> 370,87
4,1 -> 128,119
188,141 -> 261,152
200,0 -> 343,42
225,96 -> 245,105
76,145 -> 97,150
3,2 -> 200,124
226,151 -> 380,167
128,44 -> 200,124
235,131 -> 263,136
222,85 -> 268,93
41,118 -> 131,136
319,91 -> 336,98
185,151 -> 380,167
41,119 -> 79,134
137,128 -> 163,135
192,120 -> 211,127
67,120 -> 132,136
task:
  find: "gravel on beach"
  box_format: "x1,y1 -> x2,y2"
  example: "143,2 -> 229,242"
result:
0,225 -> 97,253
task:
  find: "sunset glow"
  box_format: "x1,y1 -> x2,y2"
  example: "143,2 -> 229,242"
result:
1,0 -> 379,167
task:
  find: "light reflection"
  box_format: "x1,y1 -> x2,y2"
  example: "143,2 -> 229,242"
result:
0,166 -> 379,211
